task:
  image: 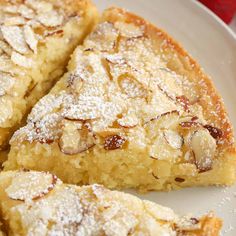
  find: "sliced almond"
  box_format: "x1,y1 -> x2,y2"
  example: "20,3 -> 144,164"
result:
117,113 -> 139,128
163,130 -> 183,149
85,22 -> 118,52
0,39 -> 12,55
114,22 -> 143,38
4,16 -> 26,26
118,74 -> 148,98
179,121 -> 201,129
0,97 -> 13,127
0,55 -> 17,74
175,217 -> 201,231
11,51 -> 33,68
67,73 -> 84,93
18,5 -> 35,19
2,5 -> 18,14
24,25 -> 38,53
0,72 -> 15,96
59,121 -> 95,155
26,0 -> 53,13
1,25 -> 29,54
149,132 -> 182,160
6,171 -> 58,201
37,10 -> 63,27
145,111 -> 180,139
203,124 -> 222,139
176,95 -> 190,112
104,134 -> 126,150
190,129 -> 216,172
155,69 -> 183,99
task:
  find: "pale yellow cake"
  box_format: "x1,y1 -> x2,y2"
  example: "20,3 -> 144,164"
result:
5,8 -> 236,191
0,0 -> 98,164
0,170 -> 222,235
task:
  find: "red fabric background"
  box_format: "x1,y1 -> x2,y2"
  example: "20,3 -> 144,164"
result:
199,0 -> 236,24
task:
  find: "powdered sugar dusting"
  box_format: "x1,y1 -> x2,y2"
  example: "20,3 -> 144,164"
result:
3,171 -> 212,235
11,18 -> 231,168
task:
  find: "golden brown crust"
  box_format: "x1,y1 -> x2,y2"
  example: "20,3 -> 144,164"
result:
102,7 -> 235,153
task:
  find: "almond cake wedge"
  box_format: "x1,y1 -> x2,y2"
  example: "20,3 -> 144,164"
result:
0,0 -> 98,164
0,170 -> 222,235
4,8 -> 236,191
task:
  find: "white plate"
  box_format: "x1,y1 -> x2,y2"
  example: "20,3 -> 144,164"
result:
94,0 -> 236,235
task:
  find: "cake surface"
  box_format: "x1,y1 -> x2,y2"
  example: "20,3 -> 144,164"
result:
0,0 -> 97,164
5,8 -> 236,191
0,170 -> 222,235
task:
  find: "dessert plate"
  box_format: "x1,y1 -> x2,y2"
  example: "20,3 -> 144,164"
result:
94,0 -> 236,235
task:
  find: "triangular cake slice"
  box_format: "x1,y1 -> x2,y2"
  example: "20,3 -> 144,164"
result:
0,0 -> 98,164
0,170 -> 222,235
5,8 -> 236,191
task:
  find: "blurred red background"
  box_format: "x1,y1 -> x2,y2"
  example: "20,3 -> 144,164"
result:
199,0 -> 236,24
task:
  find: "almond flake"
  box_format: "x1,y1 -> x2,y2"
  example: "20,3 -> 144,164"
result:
1,25 -> 29,54
37,10 -> 63,27
0,39 -> 12,55
24,25 -> 38,53
0,72 -> 15,96
6,171 -> 59,201
0,55 -> 15,73
118,74 -> 148,98
4,16 -> 26,26
114,22 -> 143,38
26,0 -> 53,13
2,5 -> 18,14
11,51 -> 33,68
0,97 -> 13,126
117,113 -> 139,128
18,5 -> 35,19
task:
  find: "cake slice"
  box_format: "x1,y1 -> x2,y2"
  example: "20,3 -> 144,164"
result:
5,8 -> 236,191
0,0 -> 98,164
0,170 -> 222,235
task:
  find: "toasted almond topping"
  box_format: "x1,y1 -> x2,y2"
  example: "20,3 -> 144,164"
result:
6,171 -> 58,201
163,130 -> 183,149
104,135 -> 126,150
18,5 -> 35,19
4,16 -> 26,26
0,39 -> 12,55
0,72 -> 15,96
2,5 -> 18,13
191,129 -> 216,172
0,97 -> 13,126
11,51 -> 33,68
149,132 -> 182,160
145,111 -> 180,139
117,113 -> 139,128
85,22 -> 118,52
59,121 -> 95,155
176,95 -> 190,111
24,25 -> 38,53
203,125 -> 223,139
0,54 -> 16,73
118,74 -> 148,98
37,10 -> 63,27
1,25 -> 29,54
180,121 -> 201,128
114,22 -> 143,38
26,0 -> 53,12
